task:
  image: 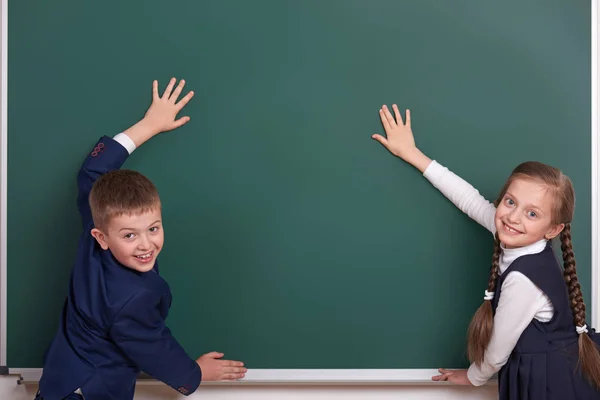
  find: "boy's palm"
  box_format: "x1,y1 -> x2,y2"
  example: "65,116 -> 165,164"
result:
144,78 -> 195,134
372,104 -> 417,160
196,352 -> 247,381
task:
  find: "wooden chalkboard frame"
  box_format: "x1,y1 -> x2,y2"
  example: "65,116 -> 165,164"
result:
0,0 -> 598,386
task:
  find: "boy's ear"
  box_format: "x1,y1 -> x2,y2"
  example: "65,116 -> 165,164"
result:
90,228 -> 110,250
545,223 -> 565,240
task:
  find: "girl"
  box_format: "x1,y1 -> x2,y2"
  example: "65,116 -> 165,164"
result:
372,104 -> 600,399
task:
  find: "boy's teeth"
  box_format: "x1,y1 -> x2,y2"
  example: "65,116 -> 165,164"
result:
137,253 -> 151,259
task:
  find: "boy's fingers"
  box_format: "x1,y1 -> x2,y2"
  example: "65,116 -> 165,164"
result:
392,104 -> 403,125
176,91 -> 195,109
222,366 -> 247,374
219,360 -> 244,367
223,360 -> 244,367
405,109 -> 411,128
162,77 -> 177,99
221,373 -> 246,380
152,80 -> 159,100
170,79 -> 186,102
204,351 -> 223,358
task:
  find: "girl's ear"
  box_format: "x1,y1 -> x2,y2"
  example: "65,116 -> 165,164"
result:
545,223 -> 565,240
91,228 -> 110,250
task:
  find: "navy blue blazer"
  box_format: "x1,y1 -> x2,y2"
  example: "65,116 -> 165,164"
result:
39,136 -> 201,400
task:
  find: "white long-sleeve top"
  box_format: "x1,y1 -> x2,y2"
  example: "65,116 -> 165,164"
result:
423,160 -> 555,386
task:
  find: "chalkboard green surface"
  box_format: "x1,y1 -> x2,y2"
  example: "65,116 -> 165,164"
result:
6,1 -> 591,371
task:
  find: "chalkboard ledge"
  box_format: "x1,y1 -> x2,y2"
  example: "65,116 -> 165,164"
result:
11,368 -> 497,386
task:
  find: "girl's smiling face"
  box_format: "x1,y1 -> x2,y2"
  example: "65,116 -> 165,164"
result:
494,178 -> 564,249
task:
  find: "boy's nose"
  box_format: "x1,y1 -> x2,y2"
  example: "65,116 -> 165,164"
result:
137,235 -> 151,250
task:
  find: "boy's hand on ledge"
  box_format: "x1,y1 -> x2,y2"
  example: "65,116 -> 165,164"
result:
196,351 -> 247,381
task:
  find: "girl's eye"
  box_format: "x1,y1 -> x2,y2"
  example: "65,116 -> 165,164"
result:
505,198 -> 515,206
528,211 -> 538,218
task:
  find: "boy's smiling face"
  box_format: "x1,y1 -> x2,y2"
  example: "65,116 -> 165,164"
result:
91,208 -> 164,272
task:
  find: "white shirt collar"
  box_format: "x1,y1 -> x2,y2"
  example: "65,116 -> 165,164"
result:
499,238 -> 548,275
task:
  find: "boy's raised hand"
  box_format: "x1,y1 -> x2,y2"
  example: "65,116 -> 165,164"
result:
196,352 -> 247,381
124,78 -> 195,147
372,105 -> 432,173
144,78 -> 194,134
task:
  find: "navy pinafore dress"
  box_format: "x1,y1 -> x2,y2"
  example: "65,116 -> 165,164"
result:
492,242 -> 600,399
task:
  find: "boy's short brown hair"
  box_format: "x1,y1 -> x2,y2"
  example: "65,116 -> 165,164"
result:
89,170 -> 161,229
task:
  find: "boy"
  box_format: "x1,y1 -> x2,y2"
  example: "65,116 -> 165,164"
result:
37,78 -> 246,400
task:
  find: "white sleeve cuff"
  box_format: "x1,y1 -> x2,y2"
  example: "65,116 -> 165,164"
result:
422,160 -> 443,180
467,363 -> 490,386
113,132 -> 137,154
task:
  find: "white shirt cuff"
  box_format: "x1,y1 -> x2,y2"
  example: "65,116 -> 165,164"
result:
467,363 -> 489,386
422,159 -> 442,180
113,132 -> 137,154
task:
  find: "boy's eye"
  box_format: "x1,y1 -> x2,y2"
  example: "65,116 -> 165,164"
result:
124,233 -> 135,239
149,226 -> 159,233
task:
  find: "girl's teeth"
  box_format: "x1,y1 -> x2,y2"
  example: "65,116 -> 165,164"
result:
505,224 -> 518,233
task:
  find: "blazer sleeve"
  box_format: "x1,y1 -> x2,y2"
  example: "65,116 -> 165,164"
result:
76,136 -> 130,228
109,290 -> 201,396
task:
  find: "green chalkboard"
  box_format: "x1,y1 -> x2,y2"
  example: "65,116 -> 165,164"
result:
6,0 -> 591,370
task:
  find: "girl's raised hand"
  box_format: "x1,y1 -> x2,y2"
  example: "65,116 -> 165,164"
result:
372,105 -> 431,173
